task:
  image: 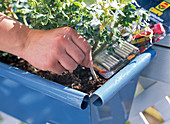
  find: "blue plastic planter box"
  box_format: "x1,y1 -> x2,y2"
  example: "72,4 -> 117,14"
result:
0,48 -> 156,124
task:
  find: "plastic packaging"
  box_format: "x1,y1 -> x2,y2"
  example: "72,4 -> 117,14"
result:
131,23 -> 166,53
93,41 -> 139,79
93,23 -> 165,79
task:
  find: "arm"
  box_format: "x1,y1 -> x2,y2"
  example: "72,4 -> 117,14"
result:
0,13 -> 92,74
0,13 -> 29,57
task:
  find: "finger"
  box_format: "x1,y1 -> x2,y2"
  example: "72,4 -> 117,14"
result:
57,27 -> 92,67
69,30 -> 92,67
58,51 -> 78,71
60,27 -> 91,54
49,61 -> 65,74
64,36 -> 85,64
70,29 -> 90,53
81,49 -> 92,68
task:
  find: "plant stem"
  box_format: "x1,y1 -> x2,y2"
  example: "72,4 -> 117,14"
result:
92,36 -> 99,52
92,27 -> 114,57
114,7 -> 126,27
93,42 -> 107,58
23,16 -> 28,26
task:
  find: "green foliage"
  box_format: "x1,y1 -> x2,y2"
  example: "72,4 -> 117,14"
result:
0,0 -> 151,58
0,0 -> 18,19
84,0 -> 95,4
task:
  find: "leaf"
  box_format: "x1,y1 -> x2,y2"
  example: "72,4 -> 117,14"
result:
41,15 -> 48,25
19,8 -> 33,14
2,0 -> 151,55
73,2 -> 81,6
118,0 -> 132,5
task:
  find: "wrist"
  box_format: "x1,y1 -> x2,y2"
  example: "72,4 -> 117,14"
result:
20,28 -> 46,59
12,25 -> 31,58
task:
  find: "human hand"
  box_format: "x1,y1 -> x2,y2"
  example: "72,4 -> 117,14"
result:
22,27 -> 92,74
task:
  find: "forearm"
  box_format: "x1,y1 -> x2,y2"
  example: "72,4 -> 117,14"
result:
0,12 -> 30,57
0,13 -> 92,73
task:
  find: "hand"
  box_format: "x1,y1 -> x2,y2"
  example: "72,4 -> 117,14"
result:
22,27 -> 92,74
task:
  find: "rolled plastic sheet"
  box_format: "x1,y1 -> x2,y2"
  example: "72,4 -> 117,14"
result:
91,48 -> 156,107
0,63 -> 89,110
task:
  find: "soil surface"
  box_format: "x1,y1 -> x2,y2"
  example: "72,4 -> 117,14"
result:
0,53 -> 107,94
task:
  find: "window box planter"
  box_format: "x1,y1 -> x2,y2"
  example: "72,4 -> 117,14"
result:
0,48 -> 156,124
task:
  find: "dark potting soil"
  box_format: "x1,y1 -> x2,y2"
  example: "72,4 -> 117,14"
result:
0,54 -> 107,94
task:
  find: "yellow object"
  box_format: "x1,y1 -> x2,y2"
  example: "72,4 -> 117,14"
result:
156,1 -> 170,11
131,37 -> 150,44
149,7 -> 163,16
125,120 -> 130,124
134,82 -> 144,97
144,106 -> 164,123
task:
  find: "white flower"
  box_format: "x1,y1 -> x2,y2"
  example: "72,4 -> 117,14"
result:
111,9 -> 126,27
135,8 -> 148,17
131,22 -> 140,32
118,9 -> 126,17
122,33 -> 130,37
90,19 -> 101,28
110,0 -> 125,10
110,1 -> 126,19
105,3 -> 110,8
110,0 -> 119,9
126,27 -> 131,32
141,20 -> 150,28
127,35 -> 133,42
95,9 -> 104,16
122,27 -> 136,42
96,0 -> 103,5
131,0 -> 140,7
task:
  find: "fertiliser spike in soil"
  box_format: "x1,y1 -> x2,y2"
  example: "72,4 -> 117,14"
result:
90,66 -> 97,81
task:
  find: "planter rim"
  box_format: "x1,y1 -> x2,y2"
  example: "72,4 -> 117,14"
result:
0,62 -> 89,110
90,48 -> 156,106
0,48 -> 156,109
